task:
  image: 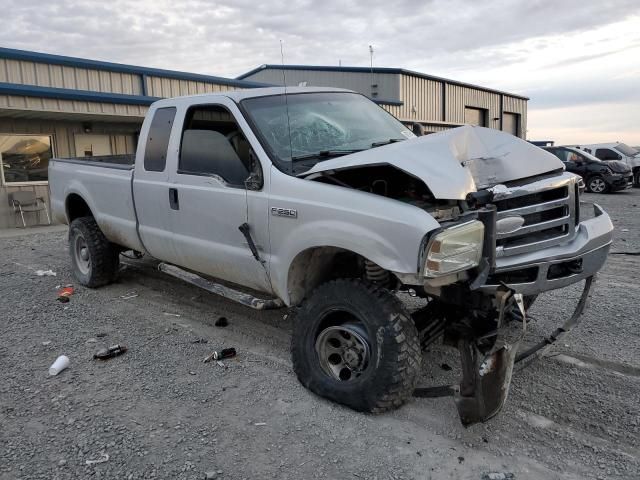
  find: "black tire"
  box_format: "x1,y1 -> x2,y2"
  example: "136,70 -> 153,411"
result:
291,279 -> 422,413
69,216 -> 119,288
586,175 -> 608,194
634,170 -> 640,188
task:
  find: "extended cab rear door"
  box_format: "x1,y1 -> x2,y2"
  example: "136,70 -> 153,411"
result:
133,105 -> 181,262
165,98 -> 273,294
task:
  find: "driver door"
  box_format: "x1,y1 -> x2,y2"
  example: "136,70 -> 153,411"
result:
167,100 -> 272,294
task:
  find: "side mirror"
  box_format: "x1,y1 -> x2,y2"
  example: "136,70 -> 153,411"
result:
244,150 -> 263,191
412,122 -> 425,137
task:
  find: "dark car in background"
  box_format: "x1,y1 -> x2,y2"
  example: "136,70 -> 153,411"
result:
544,146 -> 632,193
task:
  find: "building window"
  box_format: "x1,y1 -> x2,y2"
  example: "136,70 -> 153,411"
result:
464,107 -> 488,127
0,134 -> 53,184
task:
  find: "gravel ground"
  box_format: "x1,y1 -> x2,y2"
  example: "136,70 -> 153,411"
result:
1,190 -> 639,480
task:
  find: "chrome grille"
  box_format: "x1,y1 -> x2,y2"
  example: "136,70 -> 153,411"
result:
493,174 -> 577,257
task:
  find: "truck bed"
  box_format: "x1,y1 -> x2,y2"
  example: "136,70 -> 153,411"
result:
49,155 -> 144,252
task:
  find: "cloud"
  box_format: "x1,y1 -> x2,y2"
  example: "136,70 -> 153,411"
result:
0,0 -> 639,143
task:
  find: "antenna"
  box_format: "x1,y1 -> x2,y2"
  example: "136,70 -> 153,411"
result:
369,45 -> 376,98
280,39 -> 294,172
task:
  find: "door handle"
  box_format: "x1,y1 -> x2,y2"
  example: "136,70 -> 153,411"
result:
169,188 -> 179,210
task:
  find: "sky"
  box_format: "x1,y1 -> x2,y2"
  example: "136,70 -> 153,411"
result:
1,0 -> 639,145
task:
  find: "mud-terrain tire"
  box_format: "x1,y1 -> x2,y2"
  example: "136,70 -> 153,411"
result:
291,279 -> 422,413
69,216 -> 119,288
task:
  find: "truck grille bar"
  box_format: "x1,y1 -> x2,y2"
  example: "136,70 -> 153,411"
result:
492,174 -> 577,257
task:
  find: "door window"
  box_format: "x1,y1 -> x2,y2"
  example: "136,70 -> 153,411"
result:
178,105 -> 251,187
595,148 -> 620,161
144,107 -> 176,172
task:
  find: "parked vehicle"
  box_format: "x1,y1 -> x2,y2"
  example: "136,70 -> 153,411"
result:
543,146 -> 632,193
48,87 -> 613,425
575,143 -> 640,186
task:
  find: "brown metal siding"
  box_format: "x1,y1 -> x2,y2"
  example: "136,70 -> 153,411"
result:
0,94 -> 147,118
144,76 -> 237,98
0,59 -> 143,95
397,74 -> 442,123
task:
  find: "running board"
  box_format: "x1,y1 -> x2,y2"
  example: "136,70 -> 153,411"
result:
158,263 -> 284,310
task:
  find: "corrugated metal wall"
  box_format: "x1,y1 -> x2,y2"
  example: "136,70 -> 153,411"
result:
503,95 -> 528,138
0,94 -> 147,118
0,118 -> 138,228
388,75 -> 442,123
145,76 -> 237,97
243,69 -> 400,102
0,58 -> 143,94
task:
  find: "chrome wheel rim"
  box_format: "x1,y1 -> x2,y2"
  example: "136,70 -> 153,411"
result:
590,178 -> 606,193
73,233 -> 91,275
315,322 -> 371,382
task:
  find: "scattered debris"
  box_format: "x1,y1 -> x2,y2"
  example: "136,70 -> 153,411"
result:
56,286 -> 74,303
85,453 -> 109,465
42,341 -> 51,346
49,355 -> 70,376
189,371 -> 196,375
119,291 -> 139,300
93,345 -> 127,360
254,422 -> 266,426
216,361 -> 226,369
203,348 -> 237,363
214,316 -> 229,327
457,456 -> 464,464
0,271 -> 15,277
35,269 -> 56,276
440,363 -> 452,371
96,333 -> 107,338
163,312 -> 181,317
621,228 -> 629,232
86,338 -> 98,344
482,473 -> 515,480
191,338 -> 209,344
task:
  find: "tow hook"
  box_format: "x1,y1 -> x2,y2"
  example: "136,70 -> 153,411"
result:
454,286 -> 526,426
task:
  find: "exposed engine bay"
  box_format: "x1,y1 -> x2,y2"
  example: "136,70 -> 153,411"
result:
308,164 -> 463,221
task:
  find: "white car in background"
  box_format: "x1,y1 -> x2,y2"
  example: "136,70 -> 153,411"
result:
575,143 -> 640,186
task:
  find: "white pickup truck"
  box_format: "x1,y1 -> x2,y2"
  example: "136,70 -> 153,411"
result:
49,87 -> 614,425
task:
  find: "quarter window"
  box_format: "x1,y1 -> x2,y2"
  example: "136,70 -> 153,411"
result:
144,107 -> 176,172
0,134 -> 53,184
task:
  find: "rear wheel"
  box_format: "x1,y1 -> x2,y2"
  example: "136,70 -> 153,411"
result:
587,176 -> 608,193
634,170 -> 640,188
291,279 -> 422,412
69,216 -> 119,287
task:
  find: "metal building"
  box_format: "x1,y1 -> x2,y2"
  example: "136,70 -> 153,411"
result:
237,65 -> 528,137
0,47 -> 265,228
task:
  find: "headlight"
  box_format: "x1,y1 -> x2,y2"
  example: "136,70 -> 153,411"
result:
424,221 -> 484,277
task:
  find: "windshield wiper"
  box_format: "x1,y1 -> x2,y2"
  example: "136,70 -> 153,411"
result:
371,138 -> 406,147
291,149 -> 364,162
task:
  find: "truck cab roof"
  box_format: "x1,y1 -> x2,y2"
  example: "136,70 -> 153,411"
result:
150,86 -> 355,108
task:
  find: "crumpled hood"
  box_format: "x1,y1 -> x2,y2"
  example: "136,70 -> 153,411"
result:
301,126 -> 564,200
605,160 -> 630,173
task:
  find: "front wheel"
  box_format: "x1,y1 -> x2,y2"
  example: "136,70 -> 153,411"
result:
291,279 -> 422,413
586,175 -> 608,194
69,216 -> 120,287
634,170 -> 640,188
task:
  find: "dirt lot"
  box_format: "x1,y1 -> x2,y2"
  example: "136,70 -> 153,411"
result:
1,190 -> 639,480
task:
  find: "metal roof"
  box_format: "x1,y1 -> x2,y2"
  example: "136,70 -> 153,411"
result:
237,64 -> 529,100
0,47 -> 270,89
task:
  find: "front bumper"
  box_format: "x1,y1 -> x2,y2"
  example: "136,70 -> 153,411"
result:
478,203 -> 613,295
606,173 -> 633,191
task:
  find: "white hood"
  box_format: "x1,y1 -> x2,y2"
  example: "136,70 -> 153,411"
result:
302,126 -> 564,200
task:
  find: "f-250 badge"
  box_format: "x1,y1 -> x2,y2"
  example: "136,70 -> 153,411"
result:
271,207 -> 297,218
